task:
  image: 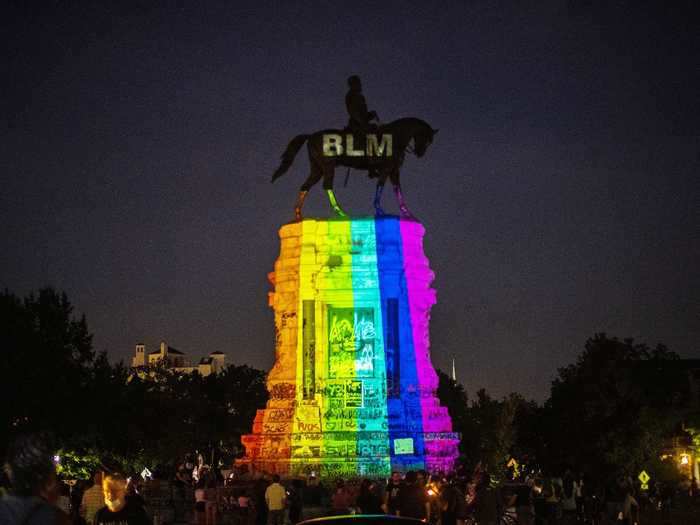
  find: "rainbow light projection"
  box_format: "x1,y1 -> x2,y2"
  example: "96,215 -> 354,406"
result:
239,216 -> 459,478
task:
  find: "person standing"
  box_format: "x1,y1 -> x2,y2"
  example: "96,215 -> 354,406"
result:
560,473 -> 577,525
55,483 -> 71,516
499,486 -> 518,525
438,476 -> 461,525
531,478 -> 547,525
573,473 -> 584,522
0,434 -> 71,525
80,472 -> 105,525
125,479 -> 145,511
237,488 -> 251,525
287,480 -> 303,525
383,472 -> 403,515
397,471 -> 429,522
252,478 -> 268,525
264,475 -> 286,525
621,490 -> 639,525
604,476 -> 625,523
194,480 -> 207,525
304,475 -> 322,508
356,479 -> 382,515
93,474 -> 150,525
331,481 -> 351,515
543,474 -> 562,524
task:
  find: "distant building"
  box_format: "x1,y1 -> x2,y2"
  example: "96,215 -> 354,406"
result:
131,341 -> 226,376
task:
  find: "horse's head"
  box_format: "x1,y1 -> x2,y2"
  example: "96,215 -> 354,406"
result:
413,123 -> 438,158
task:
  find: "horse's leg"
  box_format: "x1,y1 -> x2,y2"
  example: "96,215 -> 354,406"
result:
374,172 -> 389,216
293,190 -> 308,222
390,170 -> 415,219
296,168 -> 322,221
323,165 -> 347,218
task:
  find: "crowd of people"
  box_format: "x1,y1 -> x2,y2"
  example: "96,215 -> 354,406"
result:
0,434 -> 150,525
144,463 -> 679,525
1,435 -> 696,525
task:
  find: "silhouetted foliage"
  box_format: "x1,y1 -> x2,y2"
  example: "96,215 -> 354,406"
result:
437,371 -> 542,478
1,288 -> 96,451
543,333 -> 685,478
0,287 -> 267,475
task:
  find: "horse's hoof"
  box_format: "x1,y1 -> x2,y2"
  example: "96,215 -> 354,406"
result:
375,208 -> 386,217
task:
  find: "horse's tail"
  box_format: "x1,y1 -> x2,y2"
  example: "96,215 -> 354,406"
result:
271,134 -> 310,183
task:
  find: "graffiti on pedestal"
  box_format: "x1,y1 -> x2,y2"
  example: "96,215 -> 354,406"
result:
280,311 -> 296,328
267,409 -> 294,421
262,422 -> 290,433
297,421 -> 320,432
328,307 -> 376,378
270,382 -> 296,400
291,445 -> 320,457
345,379 -> 363,407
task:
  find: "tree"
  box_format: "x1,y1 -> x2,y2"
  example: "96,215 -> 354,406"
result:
436,370 -> 545,477
436,368 -> 469,445
0,287 -> 97,452
545,333 -> 683,478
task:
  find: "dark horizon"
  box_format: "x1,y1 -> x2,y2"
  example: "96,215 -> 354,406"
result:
2,2 -> 698,401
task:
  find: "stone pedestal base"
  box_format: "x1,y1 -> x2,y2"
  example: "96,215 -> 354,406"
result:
238,217 -> 459,478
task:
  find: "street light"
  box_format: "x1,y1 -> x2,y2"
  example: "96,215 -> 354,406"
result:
680,454 -> 690,466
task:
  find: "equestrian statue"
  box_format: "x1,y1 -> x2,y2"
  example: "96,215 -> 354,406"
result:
271,76 -> 438,221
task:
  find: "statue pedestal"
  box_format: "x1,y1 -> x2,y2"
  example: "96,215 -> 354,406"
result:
239,216 -> 459,478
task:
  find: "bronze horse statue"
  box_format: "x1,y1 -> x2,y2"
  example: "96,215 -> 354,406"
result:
271,117 -> 438,220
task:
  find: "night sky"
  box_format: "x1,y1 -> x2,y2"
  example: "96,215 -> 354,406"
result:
2,2 -> 698,401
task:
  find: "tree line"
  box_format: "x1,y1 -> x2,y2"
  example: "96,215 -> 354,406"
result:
438,335 -> 698,485
0,287 -> 267,477
1,287 -> 697,483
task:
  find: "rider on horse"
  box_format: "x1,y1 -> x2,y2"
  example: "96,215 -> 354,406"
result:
345,75 -> 379,134
345,75 -> 380,179
270,75 -> 438,220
